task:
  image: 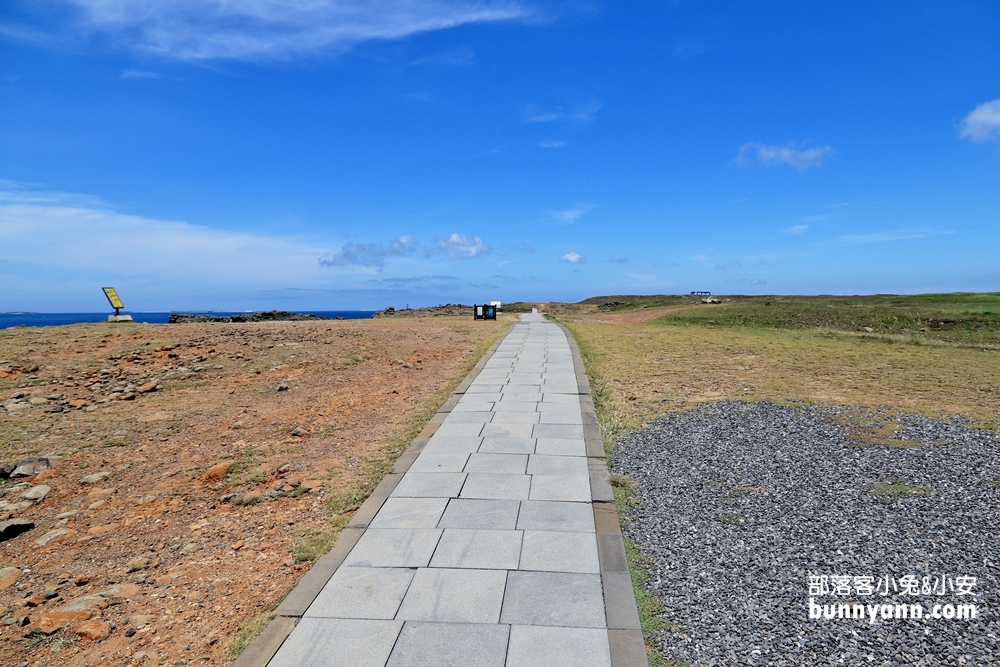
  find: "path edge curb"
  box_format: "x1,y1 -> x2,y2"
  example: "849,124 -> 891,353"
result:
232,323 -> 513,667
556,321 -> 650,667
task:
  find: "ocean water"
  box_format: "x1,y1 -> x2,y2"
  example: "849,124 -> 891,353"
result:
0,311 -> 378,329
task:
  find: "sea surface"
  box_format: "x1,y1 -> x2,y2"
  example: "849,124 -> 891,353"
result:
0,311 -> 378,329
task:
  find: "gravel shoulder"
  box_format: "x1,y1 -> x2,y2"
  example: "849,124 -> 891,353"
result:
613,400 -> 1000,667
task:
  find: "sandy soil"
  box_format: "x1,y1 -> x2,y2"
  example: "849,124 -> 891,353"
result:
0,316 -> 506,666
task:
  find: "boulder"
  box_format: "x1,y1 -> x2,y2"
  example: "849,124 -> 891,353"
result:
73,617 -> 111,641
80,472 -> 111,484
204,460 -> 235,480
20,485 -> 50,501
0,566 -> 21,589
35,528 -> 77,547
0,518 -> 34,542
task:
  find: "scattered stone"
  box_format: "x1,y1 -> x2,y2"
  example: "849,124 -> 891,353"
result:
137,381 -> 158,393
73,617 -> 111,641
290,426 -> 307,437
277,383 -> 289,392
0,567 -> 21,589
24,595 -> 46,607
0,518 -> 34,541
35,528 -> 77,547
87,488 -> 116,502
240,491 -> 263,505
73,575 -> 90,586
230,420 -> 245,430
56,510 -> 80,519
179,543 -> 199,555
9,455 -> 61,478
0,500 -> 31,513
204,460 -> 235,480
68,399 -> 88,408
20,484 -> 50,501
128,614 -> 153,628
231,540 -> 245,551
86,523 -> 120,537
80,471 -> 112,484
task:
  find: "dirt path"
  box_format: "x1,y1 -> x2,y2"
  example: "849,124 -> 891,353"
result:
0,316 -> 506,665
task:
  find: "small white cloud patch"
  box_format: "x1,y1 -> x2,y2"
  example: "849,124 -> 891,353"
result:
559,252 -> 583,263
959,99 -> 1000,142
427,233 -> 489,259
735,142 -> 833,170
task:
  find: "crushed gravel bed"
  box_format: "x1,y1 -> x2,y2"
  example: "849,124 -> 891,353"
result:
613,401 -> 1000,667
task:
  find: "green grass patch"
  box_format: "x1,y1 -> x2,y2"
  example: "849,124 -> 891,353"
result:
871,479 -> 937,501
291,521 -> 347,563
98,437 -> 128,448
225,610 -> 276,662
226,446 -> 268,487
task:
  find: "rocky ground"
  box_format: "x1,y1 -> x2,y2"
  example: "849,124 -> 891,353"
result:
0,315 -> 504,666
613,401 -> 1000,667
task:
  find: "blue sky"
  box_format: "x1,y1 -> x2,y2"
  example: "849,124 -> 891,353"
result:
1,1 -> 998,312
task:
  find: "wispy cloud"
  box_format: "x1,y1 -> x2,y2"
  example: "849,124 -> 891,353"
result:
13,0 -> 533,61
524,99 -> 601,124
734,142 -> 834,170
779,224 -> 809,236
538,140 -> 566,148
834,229 -> 953,246
549,204 -> 593,223
959,99 -> 1000,142
426,233 -> 490,259
559,251 -> 583,263
319,235 -> 415,270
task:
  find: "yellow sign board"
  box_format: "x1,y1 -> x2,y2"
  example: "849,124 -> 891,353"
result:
102,287 -> 124,310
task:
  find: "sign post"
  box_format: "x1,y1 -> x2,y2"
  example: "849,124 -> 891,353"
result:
102,287 -> 133,322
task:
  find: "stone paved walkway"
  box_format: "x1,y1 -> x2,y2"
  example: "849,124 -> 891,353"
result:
263,314 -> 644,667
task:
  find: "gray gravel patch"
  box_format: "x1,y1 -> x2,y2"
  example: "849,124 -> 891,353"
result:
613,401 -> 1000,666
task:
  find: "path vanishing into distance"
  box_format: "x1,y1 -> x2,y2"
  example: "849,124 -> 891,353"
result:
237,313 -> 647,667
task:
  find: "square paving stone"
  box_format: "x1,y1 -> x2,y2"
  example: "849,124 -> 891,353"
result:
500,571 -> 606,628
478,437 -> 536,454
396,568 -> 507,623
529,473 -> 592,502
421,437 -> 482,454
519,531 -> 600,573
506,625 -> 612,667
491,400 -> 539,412
527,455 -> 589,476
465,383 -> 506,394
433,423 -> 485,438
534,438 -> 587,456
343,529 -> 443,568
538,410 -> 583,425
305,567 -> 415,619
464,453 -> 528,474
438,498 -> 520,529
540,394 -> 581,406
269,618 -> 402,667
388,474 -> 466,499
428,528 -> 522,569
370,497 -> 451,527
490,411 -> 540,425
460,473 -> 531,500
517,500 -> 595,533
532,423 -> 585,439
449,401 -> 496,412
481,423 -> 535,438
443,411 -> 494,424
406,452 -> 470,473
385,622 -> 509,667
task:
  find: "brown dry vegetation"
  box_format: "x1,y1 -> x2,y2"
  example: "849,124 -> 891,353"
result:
553,303 -> 1000,440
0,315 -> 509,666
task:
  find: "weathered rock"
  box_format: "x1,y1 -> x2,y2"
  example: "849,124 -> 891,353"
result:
240,491 -> 264,504
35,528 -> 77,547
231,540 -> 245,550
86,523 -> 119,537
10,455 -> 61,478
204,460 -> 235,480
137,381 -> 158,394
20,485 -> 50,501
179,542 -> 199,554
87,488 -> 115,502
68,399 -> 88,408
290,426 -> 307,437
80,471 -> 111,484
0,501 -> 31,513
0,567 -> 21,589
26,610 -> 89,635
0,518 -> 34,541
24,595 -> 46,607
128,613 -> 153,628
73,617 -> 111,641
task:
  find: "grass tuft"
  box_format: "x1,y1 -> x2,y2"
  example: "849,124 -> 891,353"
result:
226,610 -> 276,662
871,479 -> 936,501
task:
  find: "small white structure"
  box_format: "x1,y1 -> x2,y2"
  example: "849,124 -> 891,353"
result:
490,300 -> 502,311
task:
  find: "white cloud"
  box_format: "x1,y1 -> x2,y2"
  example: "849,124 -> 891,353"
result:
734,142 -> 833,170
319,235 -> 415,270
834,229 -> 953,245
524,99 -> 601,124
559,252 -> 583,263
780,224 -> 809,236
427,233 -> 489,259
549,204 -> 593,223
26,0 -> 532,61
0,181 -> 334,309
959,99 -> 1000,142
